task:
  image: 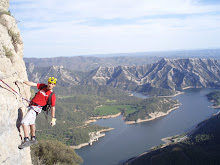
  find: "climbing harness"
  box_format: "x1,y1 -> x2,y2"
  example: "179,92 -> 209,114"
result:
0,79 -> 53,120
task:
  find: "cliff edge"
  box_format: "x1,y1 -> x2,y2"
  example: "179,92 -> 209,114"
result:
0,1 -> 32,164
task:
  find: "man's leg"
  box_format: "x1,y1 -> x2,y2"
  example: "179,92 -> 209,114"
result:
28,106 -> 40,144
22,124 -> 30,138
21,109 -> 36,138
30,124 -> 38,144
30,124 -> 35,137
21,108 -> 37,137
18,124 -> 31,149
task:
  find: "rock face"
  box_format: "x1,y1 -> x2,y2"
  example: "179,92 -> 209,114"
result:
26,58 -> 220,94
0,1 -> 32,164
25,63 -> 81,86
0,0 -> 9,12
71,128 -> 113,149
81,58 -> 220,91
88,131 -> 105,145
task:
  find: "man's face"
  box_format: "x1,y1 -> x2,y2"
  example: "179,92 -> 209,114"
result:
47,82 -> 56,90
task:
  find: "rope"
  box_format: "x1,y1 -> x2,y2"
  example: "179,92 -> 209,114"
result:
0,80 -> 50,124
0,80 -> 49,118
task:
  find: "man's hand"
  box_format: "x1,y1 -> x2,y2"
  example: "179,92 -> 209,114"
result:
50,118 -> 56,127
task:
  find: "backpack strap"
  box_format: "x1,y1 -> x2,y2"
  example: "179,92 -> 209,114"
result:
47,91 -> 55,106
43,91 -> 55,116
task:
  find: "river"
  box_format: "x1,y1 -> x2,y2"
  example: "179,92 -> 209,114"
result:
76,88 -> 219,165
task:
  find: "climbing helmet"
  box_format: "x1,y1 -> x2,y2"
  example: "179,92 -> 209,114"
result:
48,77 -> 57,84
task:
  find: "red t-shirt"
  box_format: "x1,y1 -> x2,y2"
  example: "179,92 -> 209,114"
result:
31,83 -> 56,106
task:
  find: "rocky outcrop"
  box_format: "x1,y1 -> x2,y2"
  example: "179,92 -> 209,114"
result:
71,128 -> 113,149
26,63 -> 81,86
81,58 -> 220,92
0,0 -> 9,12
0,1 -> 32,164
26,58 -> 220,94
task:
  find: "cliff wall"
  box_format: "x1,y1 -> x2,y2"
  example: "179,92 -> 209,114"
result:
0,1 -> 32,164
0,0 -> 9,12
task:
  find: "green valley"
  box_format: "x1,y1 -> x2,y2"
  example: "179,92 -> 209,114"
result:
206,90 -> 220,107
33,85 -> 179,147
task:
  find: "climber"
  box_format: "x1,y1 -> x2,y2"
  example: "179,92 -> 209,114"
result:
16,77 -> 57,149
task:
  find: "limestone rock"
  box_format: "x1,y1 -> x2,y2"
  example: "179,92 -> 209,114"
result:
81,58 -> 220,91
26,58 -> 220,95
0,0 -> 9,12
0,1 -> 32,164
88,131 -> 105,145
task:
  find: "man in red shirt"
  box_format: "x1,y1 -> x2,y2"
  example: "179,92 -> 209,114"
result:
17,77 -> 57,149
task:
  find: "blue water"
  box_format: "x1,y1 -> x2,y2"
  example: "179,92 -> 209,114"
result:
76,88 -> 219,165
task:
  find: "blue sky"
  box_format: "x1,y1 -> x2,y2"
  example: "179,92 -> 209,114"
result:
9,0 -> 220,58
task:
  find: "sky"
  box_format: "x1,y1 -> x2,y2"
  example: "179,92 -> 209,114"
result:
9,0 -> 220,58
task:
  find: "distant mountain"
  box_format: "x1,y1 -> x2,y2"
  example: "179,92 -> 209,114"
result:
80,58 -> 220,94
26,58 -> 220,96
25,63 -> 83,86
24,49 -> 220,71
24,56 -> 161,71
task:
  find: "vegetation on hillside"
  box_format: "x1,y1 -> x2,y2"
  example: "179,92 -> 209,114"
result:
35,86 -> 140,146
124,97 -> 179,121
31,140 -> 83,165
135,84 -> 177,96
206,90 -> 220,106
34,85 -> 179,147
25,60 -> 220,164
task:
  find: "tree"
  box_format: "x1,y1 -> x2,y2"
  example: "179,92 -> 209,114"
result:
31,140 -> 83,165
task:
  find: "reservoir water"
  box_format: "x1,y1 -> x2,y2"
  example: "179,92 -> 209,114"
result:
76,88 -> 219,165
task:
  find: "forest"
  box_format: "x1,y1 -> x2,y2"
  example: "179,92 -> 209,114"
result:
33,85 -> 179,146
206,90 -> 220,106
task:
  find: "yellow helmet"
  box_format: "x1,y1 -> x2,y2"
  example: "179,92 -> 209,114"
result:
48,77 -> 57,84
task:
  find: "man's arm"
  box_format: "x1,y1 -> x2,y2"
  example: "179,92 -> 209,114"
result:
23,81 -> 37,87
50,106 -> 56,127
51,106 -> 55,118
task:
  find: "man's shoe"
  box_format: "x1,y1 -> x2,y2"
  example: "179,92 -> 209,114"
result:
18,137 -> 31,149
31,136 -> 38,145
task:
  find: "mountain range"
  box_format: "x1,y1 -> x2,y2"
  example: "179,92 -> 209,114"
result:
26,58 -> 220,96
24,49 -> 220,71
24,55 -> 220,164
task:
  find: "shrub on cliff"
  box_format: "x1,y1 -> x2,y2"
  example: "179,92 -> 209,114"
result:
31,140 -> 83,165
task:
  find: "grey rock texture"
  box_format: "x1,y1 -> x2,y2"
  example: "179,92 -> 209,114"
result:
26,64 -> 81,86
26,58 -> 220,93
81,58 -> 220,91
0,1 -> 32,164
0,0 -> 9,12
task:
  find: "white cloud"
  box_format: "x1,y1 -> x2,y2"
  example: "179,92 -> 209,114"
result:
11,0 -> 220,19
9,0 -> 220,57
